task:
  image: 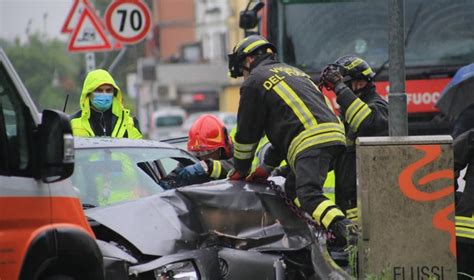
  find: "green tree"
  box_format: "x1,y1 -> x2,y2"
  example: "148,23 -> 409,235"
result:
3,32 -> 142,114
4,33 -> 82,114
0,38 -> 12,49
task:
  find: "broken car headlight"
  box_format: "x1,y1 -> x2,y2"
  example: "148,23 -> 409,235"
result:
153,260 -> 199,280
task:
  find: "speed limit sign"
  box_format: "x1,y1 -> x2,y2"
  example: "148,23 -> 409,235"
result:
105,0 -> 151,44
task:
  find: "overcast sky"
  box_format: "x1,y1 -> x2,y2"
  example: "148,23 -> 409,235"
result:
0,0 -> 72,42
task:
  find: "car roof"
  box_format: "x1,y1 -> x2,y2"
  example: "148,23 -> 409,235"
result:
152,107 -> 186,117
74,137 -> 177,149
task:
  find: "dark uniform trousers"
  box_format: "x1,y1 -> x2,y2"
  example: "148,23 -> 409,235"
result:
285,146 -> 344,215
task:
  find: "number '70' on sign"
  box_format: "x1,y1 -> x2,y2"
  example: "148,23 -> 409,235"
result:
105,0 -> 151,44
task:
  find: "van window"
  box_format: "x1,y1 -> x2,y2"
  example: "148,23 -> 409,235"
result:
0,64 -> 31,176
155,116 -> 184,127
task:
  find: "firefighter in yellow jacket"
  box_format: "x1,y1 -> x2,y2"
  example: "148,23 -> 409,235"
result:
70,69 -> 142,138
227,35 -> 356,247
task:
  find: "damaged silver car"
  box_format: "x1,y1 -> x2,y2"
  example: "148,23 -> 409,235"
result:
72,137 -> 351,279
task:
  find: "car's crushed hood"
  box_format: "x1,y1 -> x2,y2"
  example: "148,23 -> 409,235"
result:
86,180 -> 313,256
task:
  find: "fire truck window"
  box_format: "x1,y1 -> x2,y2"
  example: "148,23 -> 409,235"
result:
280,0 -> 474,72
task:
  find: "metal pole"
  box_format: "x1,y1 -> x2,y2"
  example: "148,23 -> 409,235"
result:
277,0 -> 285,61
388,0 -> 407,136
108,46 -> 128,74
85,52 -> 96,73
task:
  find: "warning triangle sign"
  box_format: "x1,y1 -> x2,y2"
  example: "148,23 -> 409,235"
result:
67,7 -> 112,52
61,0 -> 94,34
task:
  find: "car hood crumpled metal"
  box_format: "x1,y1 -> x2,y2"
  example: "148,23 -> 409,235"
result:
85,179 -> 314,257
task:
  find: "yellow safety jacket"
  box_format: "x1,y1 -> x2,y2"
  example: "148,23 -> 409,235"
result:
70,69 -> 142,139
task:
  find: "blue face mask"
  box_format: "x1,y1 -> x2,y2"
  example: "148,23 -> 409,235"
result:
91,92 -> 113,111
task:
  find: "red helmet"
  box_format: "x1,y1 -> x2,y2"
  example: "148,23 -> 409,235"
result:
187,114 -> 232,158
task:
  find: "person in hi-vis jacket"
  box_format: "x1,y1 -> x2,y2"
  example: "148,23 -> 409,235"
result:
70,69 -> 142,139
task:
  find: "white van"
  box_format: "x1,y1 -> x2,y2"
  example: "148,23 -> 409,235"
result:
181,111 -> 237,133
149,107 -> 187,140
0,48 -> 104,279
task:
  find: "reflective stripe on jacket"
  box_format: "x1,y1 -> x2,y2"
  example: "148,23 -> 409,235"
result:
456,215 -> 474,241
208,158 -> 233,179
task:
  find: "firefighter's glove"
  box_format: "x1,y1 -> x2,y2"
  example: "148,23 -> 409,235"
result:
228,168 -> 246,181
320,64 -> 344,92
177,161 -> 207,182
271,165 -> 291,178
246,166 -> 272,183
328,218 -> 359,248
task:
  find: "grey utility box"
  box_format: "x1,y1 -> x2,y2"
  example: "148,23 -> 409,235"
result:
356,136 -> 456,279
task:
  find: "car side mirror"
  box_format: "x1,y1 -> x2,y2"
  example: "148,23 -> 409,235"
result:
40,109 -> 74,183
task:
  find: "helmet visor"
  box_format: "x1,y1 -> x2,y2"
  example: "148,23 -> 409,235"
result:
228,52 -> 243,78
189,148 -> 219,159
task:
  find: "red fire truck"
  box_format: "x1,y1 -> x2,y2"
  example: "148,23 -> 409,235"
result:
240,0 -> 474,134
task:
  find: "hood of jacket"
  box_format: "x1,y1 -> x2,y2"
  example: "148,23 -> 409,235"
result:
80,69 -> 124,116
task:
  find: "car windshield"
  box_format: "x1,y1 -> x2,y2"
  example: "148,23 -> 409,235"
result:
276,0 -> 474,73
72,146 -> 196,207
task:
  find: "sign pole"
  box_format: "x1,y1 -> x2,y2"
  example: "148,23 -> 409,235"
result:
85,52 -> 96,72
108,46 -> 127,74
388,0 -> 407,136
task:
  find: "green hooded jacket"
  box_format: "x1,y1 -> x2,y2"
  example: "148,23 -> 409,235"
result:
70,69 -> 142,139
